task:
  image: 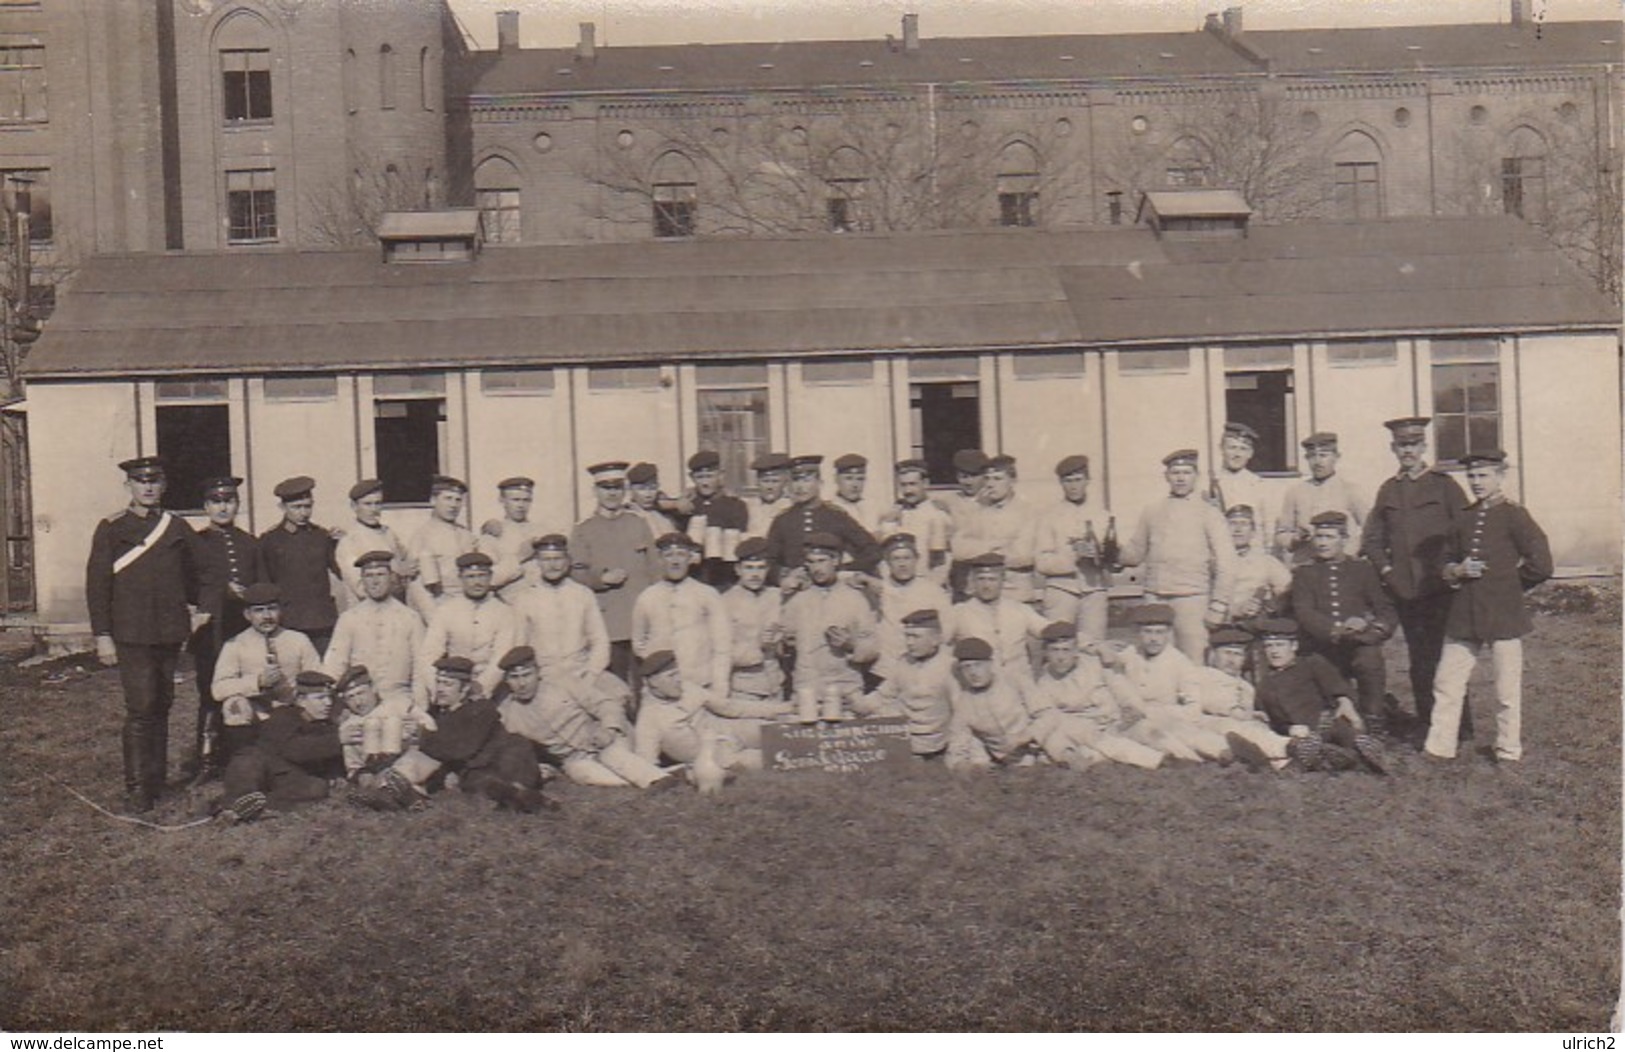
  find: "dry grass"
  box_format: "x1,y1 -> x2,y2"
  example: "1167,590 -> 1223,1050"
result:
1,604 -> 1618,1032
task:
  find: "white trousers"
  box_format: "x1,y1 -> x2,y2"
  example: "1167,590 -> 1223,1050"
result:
1150,592 -> 1210,663
562,740 -> 671,788
1425,637 -> 1524,761
1041,586 -> 1110,646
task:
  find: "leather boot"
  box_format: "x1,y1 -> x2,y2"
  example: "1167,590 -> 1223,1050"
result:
122,723 -> 153,812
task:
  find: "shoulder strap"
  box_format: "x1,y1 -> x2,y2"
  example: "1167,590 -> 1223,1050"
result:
112,511 -> 175,575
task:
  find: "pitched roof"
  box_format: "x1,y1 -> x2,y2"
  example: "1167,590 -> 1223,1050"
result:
22,216 -> 1617,381
453,20 -> 1620,99
377,210 -> 482,240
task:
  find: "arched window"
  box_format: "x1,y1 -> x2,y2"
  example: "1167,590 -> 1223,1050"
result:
474,156 -> 521,242
216,10 -> 274,123
419,46 -> 433,111
996,141 -> 1040,227
1164,136 -> 1213,188
343,48 -> 357,114
1331,130 -> 1383,219
824,146 -> 868,233
1502,125 -> 1547,222
379,44 -> 395,110
651,151 -> 698,238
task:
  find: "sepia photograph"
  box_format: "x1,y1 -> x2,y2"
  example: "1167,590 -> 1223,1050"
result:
0,0 -> 1619,1033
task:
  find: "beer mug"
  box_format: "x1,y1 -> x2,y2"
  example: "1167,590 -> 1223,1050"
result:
378,713 -> 404,755
796,686 -> 819,723
820,684 -> 846,721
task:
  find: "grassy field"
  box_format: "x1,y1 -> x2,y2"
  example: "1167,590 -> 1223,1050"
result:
1,590 -> 1618,1032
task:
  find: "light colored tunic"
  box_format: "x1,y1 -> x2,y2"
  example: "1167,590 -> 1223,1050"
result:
632,577 -> 732,691
508,576 -> 611,679
322,595 -> 425,704
417,593 -> 518,704
781,580 -> 879,697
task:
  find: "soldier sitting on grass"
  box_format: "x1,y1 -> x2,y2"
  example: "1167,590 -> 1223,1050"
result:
943,636 -> 1096,772
1253,618 -> 1391,775
633,649 -> 764,775
333,664 -> 425,786
211,582 -> 324,765
1176,626 -> 1292,772
215,670 -> 346,825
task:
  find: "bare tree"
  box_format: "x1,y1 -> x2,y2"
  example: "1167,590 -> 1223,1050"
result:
576,95 -> 1088,238
301,162 -> 438,248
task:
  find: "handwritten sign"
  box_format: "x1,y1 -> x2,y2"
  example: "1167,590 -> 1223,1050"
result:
761,717 -> 912,774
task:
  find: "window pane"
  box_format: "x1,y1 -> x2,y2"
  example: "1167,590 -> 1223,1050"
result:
1119,348 -> 1190,373
910,381 -> 982,485
1431,337 -> 1498,363
1225,344 -> 1294,369
480,368 -> 555,394
374,398 -> 444,503
1224,370 -> 1296,473
373,372 -> 446,396
156,404 -> 231,512
696,362 -> 768,387
1465,367 -> 1499,413
477,188 -> 520,243
1435,418 -> 1467,464
909,354 -> 979,381
1327,339 -> 1396,364
803,358 -> 871,385
1,168 -> 51,242
264,375 -> 336,400
155,379 -> 229,401
1011,350 -> 1085,379
0,45 -> 46,123
1434,370 -> 1467,413
1466,415 -> 1500,456
587,365 -> 661,391
697,388 -> 770,493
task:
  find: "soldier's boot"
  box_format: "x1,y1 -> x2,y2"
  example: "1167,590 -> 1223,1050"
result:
1283,733 -> 1323,773
122,724 -> 154,813
1353,733 -> 1393,776
216,791 -> 268,826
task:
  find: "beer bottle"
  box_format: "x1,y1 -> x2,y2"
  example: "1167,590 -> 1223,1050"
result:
1081,520 -> 1101,568
1102,516 -> 1121,572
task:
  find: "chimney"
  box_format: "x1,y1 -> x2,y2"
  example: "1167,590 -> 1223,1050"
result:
1510,0 -> 1527,26
577,22 -> 596,63
496,10 -> 519,52
1222,6 -> 1244,36
1204,12 -> 1222,33
902,13 -> 919,53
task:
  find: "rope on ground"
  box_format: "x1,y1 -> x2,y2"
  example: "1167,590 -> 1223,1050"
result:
56,780 -> 214,831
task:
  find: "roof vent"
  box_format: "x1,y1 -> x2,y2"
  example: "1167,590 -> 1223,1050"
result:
1136,189 -> 1252,239
496,10 -> 519,52
576,22 -> 596,63
377,210 -> 484,263
902,12 -> 919,53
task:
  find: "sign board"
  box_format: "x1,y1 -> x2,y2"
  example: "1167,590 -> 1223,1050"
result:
761,716 -> 912,774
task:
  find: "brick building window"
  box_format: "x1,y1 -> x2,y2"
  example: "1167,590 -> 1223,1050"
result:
1,168 -> 50,242
0,44 -> 45,123
379,44 -> 395,110
1164,137 -> 1213,188
1330,131 -> 1383,219
226,169 -> 277,243
996,142 -> 1040,228
651,151 -> 698,238
1501,126 -> 1547,223
220,49 -> 271,122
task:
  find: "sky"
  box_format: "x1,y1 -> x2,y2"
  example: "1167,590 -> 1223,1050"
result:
445,0 -> 1622,50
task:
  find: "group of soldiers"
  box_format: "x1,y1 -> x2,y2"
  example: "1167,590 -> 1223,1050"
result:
85,413 -> 1552,821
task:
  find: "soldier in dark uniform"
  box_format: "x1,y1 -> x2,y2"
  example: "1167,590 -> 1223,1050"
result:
85,456 -> 200,812
185,475 -> 264,783
762,454 -> 880,584
215,670 -> 346,825
1423,450 -> 1552,764
1360,417 -> 1469,735
258,476 -> 340,656
674,450 -> 750,589
1286,510 -> 1396,734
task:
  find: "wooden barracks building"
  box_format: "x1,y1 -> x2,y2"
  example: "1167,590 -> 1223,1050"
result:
1,1 -> 1621,627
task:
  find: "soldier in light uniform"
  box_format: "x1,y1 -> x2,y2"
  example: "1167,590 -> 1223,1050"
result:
950,454 -> 1038,605
570,461 -> 663,685
416,551 -> 518,705
1275,432 -> 1369,566
86,456 -> 200,812
875,459 -> 952,582
333,479 -> 413,607
186,475 -> 264,782
507,534 -> 612,683
322,550 -> 426,710
1093,604 -> 1230,762
1222,504 -> 1292,629
496,646 -> 676,789
949,552 -> 1047,685
780,531 -> 880,708
213,583 -> 324,763
939,449 -> 988,601
831,453 -> 883,536
1424,450 -> 1552,764
1118,449 -> 1237,661
627,462 -> 681,538
942,637 -> 1085,772
1288,510 -> 1396,734
1033,454 -> 1114,645
1028,622 -> 1164,769
860,532 -> 952,680
405,475 -> 478,621
1176,626 -> 1292,772
1211,422 -> 1275,549
632,532 -> 733,694
742,452 -> 793,540
1361,416 -> 1470,735
258,475 -> 339,655
480,476 -> 544,600
720,538 -> 787,708
852,608 -> 956,759
632,650 -> 764,772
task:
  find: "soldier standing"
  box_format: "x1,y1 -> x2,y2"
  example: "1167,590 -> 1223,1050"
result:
258,476 -> 339,655
186,475 -> 263,782
86,456 -> 200,812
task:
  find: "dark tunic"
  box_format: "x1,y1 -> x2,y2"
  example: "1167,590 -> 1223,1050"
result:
259,521 -> 339,634
193,522 -> 264,639
763,499 -> 881,575
1287,555 -> 1396,648
1444,498 -> 1553,641
224,705 -> 344,806
680,492 -> 750,535
421,696 -> 541,789
1256,654 -> 1353,735
85,508 -> 197,644
1361,468 -> 1467,602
